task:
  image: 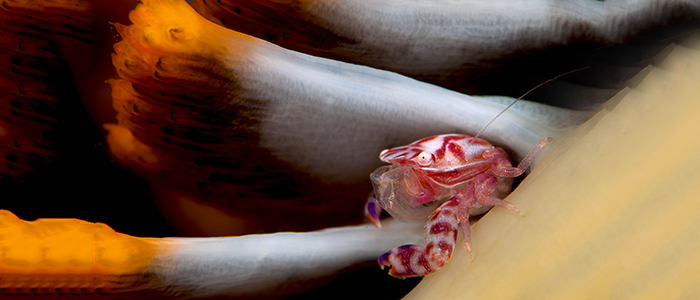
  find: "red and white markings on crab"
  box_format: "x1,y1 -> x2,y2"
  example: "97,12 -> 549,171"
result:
365,134 -> 552,277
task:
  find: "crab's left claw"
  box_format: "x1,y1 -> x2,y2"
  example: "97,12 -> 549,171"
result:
364,193 -> 383,228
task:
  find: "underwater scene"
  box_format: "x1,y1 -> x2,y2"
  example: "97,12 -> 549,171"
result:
1,0 -> 700,298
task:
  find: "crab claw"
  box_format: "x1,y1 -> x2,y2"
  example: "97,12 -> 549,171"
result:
378,245 -> 414,273
378,249 -> 393,269
364,193 -> 383,228
378,244 -> 441,277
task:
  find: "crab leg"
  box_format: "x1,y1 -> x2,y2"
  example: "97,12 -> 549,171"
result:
458,175 -> 523,261
379,197 -> 462,277
473,173 -> 522,216
486,137 -> 553,178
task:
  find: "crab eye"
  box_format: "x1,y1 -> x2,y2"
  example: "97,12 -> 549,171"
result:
414,151 -> 433,166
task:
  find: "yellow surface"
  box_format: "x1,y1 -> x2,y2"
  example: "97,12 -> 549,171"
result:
406,34 -> 700,299
0,210 -> 156,276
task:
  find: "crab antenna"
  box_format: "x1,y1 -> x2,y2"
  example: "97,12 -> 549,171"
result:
473,66 -> 590,140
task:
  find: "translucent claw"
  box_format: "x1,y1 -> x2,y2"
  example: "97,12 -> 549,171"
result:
364,193 -> 383,228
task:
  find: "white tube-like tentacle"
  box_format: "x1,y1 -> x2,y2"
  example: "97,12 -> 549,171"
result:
193,0 -> 699,94
0,210 -> 424,299
248,43 -> 590,181
149,218 -> 423,298
108,0 -> 593,235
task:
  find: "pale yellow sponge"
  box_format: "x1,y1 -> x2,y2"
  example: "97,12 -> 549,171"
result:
406,33 -> 700,299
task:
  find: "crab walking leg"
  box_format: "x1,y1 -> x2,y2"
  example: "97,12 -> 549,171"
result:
473,173 -> 523,216
462,139 -> 553,253
454,173 -> 525,260
379,198 -> 461,277
457,176 -> 523,261
486,137 -> 553,178
512,137 -> 553,174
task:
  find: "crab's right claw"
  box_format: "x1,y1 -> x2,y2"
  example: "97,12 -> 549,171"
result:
364,193 -> 383,228
378,245 -> 427,277
378,249 -> 393,269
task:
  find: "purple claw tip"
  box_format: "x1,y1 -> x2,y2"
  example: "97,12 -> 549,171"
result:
364,201 -> 382,228
378,251 -> 392,269
368,202 -> 380,218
